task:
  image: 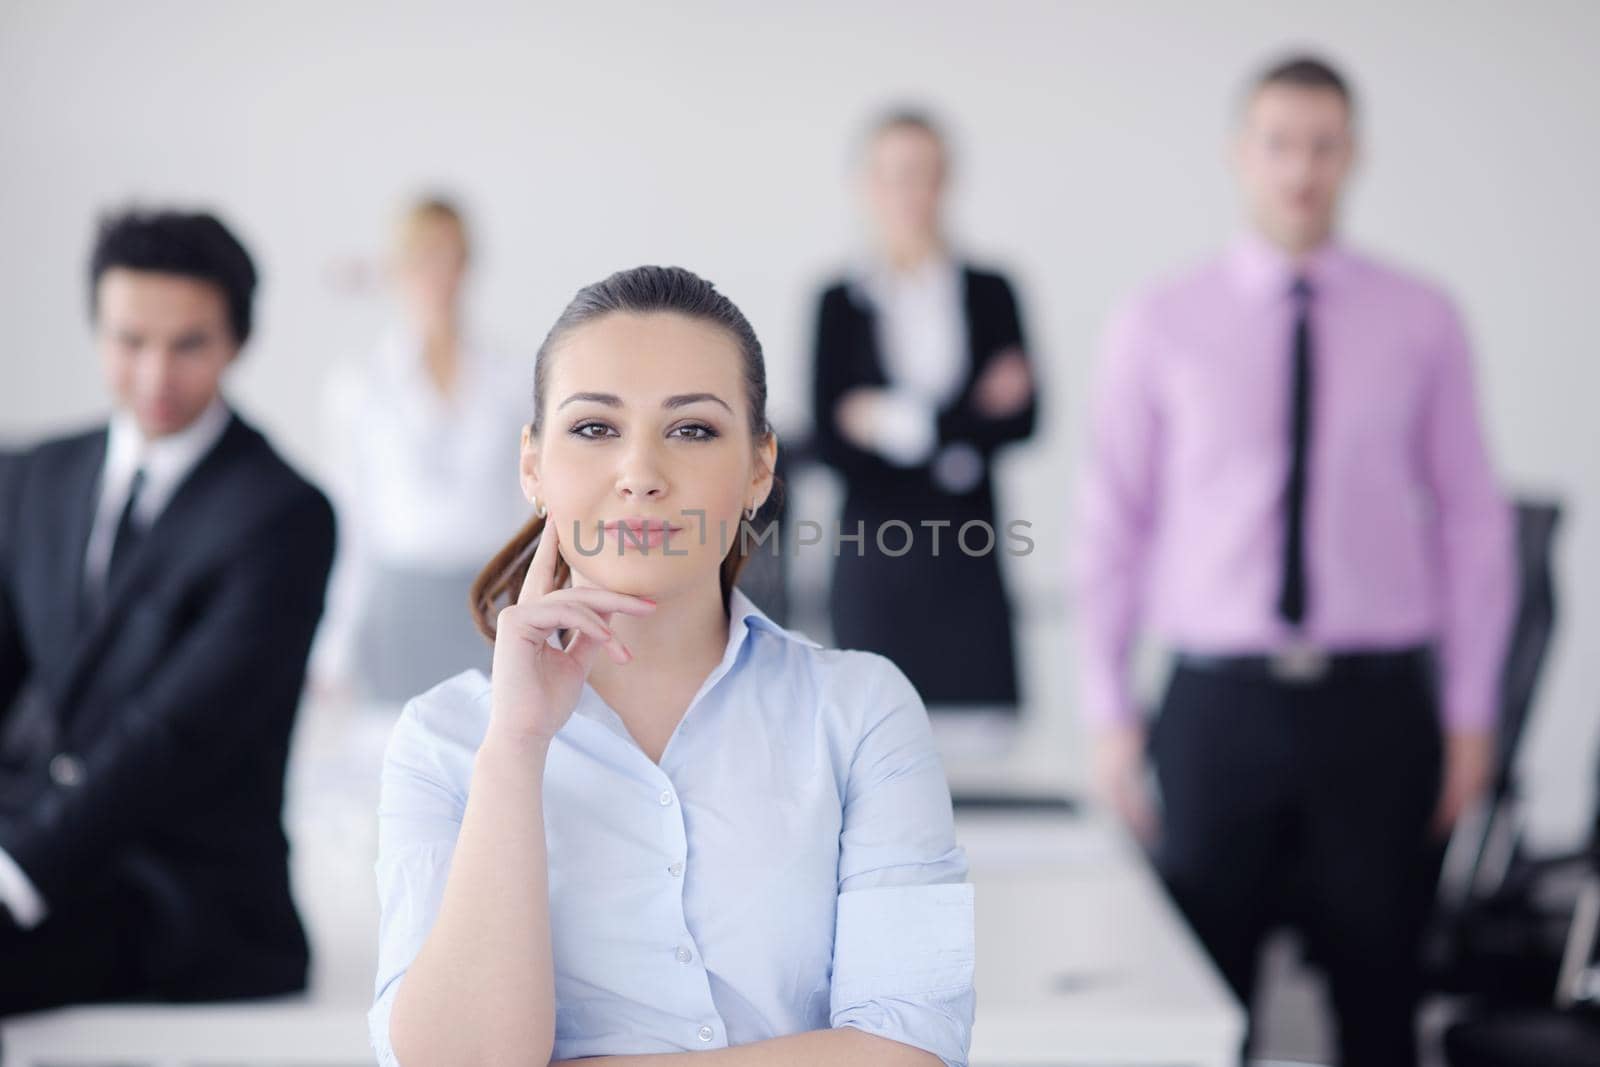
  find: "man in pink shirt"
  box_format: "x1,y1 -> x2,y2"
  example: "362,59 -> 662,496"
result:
1076,55 -> 1515,1066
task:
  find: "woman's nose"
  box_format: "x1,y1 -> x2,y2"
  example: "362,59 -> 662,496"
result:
618,480 -> 665,501
615,445 -> 667,501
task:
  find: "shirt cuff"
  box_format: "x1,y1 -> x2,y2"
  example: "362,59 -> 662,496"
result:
1079,656 -> 1141,732
830,882 -> 975,1066
1441,696 -> 1497,735
0,846 -> 49,929
869,391 -> 938,467
368,973 -> 403,1067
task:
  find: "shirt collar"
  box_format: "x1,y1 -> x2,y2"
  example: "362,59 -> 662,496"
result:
107,394 -> 232,492
1228,229 -> 1353,301
726,584 -> 822,655
846,248 -> 963,309
570,586 -> 821,735
684,585 -> 823,720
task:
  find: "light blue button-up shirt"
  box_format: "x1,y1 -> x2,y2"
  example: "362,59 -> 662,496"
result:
370,586 -> 976,1065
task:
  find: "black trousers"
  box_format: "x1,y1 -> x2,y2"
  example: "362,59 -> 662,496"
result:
1150,657 -> 1445,1067
0,875 -> 150,1017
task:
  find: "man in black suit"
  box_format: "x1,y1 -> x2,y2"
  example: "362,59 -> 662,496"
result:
0,209 -> 335,1013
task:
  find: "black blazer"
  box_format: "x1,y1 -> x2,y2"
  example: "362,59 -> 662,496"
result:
0,410 -> 335,999
810,264 -> 1038,506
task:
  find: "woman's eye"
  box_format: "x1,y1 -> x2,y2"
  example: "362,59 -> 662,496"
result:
672,423 -> 719,441
569,421 -> 718,441
570,421 -> 614,440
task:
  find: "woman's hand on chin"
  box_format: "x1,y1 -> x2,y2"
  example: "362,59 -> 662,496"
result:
487,517 -> 657,748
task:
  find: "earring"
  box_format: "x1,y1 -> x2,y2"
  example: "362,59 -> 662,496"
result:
744,503 -> 757,522
531,495 -> 547,519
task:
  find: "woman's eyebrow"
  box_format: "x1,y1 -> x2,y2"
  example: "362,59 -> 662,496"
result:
557,391 -> 621,410
557,391 -> 732,414
663,392 -> 733,413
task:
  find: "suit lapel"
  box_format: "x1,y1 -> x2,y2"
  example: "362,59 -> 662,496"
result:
61,432 -> 108,633
54,416 -> 253,713
841,282 -> 887,388
97,414 -> 248,616
957,266 -> 985,397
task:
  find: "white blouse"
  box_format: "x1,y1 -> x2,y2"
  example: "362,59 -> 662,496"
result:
311,327 -> 531,682
849,255 -> 971,469
369,588 -> 976,1065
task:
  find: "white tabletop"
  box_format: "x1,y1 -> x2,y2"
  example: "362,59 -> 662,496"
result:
4,699 -> 1244,1067
960,810 -> 1246,1067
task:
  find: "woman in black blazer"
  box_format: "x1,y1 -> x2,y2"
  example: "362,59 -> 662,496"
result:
810,109 -> 1038,711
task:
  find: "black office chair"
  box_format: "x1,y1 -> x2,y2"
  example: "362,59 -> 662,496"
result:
1440,752 -> 1600,1065
1422,499 -> 1600,1064
1423,500 -> 1565,997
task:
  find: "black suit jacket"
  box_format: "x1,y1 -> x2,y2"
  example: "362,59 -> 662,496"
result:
809,265 -> 1037,706
0,410 -> 335,999
810,264 -> 1038,504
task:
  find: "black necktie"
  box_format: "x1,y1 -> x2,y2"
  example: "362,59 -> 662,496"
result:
1277,277 -> 1313,626
106,467 -> 147,589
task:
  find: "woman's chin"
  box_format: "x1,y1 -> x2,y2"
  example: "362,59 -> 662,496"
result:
567,554 -> 700,597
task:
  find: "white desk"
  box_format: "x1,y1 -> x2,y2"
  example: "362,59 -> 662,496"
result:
5,702 -> 1242,1067
939,708 -> 1245,1067
961,811 -> 1246,1067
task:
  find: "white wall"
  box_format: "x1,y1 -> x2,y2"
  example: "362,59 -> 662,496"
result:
3,0 -> 1596,846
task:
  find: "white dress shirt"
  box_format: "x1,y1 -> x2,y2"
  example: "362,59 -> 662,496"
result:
82,396 -> 232,599
0,395 -> 232,930
370,587 -> 976,1066
850,254 -> 968,467
311,328 -> 531,684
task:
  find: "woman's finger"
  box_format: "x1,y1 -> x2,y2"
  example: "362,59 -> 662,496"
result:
531,601 -> 632,665
504,599 -> 614,651
520,516 -> 561,603
562,618 -> 632,666
542,585 -> 658,618
526,600 -> 616,647
565,628 -> 630,673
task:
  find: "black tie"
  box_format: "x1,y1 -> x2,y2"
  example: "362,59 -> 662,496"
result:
107,467 -> 147,589
1277,277 -> 1313,626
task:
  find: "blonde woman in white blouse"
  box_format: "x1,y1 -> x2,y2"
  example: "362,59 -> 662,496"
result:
313,197 -> 530,702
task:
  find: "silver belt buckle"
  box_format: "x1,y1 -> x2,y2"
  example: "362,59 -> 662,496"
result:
1269,645 -> 1330,684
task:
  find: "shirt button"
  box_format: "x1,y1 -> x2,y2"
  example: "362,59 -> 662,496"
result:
658,790 -> 673,806
49,753 -> 85,788
675,945 -> 693,964
667,860 -> 684,878
697,1025 -> 714,1042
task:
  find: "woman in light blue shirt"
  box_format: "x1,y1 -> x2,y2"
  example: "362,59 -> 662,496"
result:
370,266 -> 975,1066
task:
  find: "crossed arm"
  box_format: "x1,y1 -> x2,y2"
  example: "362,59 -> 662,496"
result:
549,1026 -> 941,1066
380,631 -> 970,1067
386,734 -> 946,1067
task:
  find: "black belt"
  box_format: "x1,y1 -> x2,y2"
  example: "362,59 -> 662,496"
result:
1175,646 -> 1431,686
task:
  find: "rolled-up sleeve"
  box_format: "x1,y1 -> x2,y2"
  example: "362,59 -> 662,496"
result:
830,657 -> 975,1066
369,700 -> 468,1067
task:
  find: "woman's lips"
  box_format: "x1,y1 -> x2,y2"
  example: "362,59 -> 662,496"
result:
603,521 -> 685,550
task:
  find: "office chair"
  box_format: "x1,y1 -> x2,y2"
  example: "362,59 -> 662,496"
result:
1439,742 -> 1600,1066
1419,497 -> 1600,1064
1423,499 -> 1566,1002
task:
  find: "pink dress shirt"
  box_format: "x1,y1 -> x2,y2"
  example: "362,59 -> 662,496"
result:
1075,232 -> 1515,733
